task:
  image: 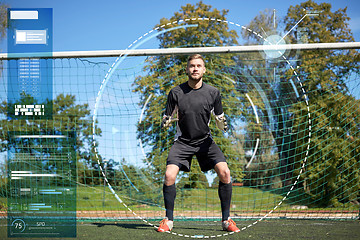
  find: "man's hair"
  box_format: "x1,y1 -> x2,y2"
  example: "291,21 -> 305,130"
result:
187,54 -> 205,66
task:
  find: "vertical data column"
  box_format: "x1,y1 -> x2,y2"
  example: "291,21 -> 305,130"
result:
18,58 -> 40,99
7,132 -> 77,238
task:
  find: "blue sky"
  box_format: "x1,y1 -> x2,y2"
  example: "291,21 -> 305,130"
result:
2,0 -> 360,52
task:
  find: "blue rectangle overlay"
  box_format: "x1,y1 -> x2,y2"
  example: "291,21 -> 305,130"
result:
7,8 -> 53,120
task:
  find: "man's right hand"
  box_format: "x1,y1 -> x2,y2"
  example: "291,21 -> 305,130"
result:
161,116 -> 178,129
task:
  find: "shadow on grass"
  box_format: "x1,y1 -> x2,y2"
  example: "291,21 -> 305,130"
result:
92,222 -> 148,229
92,221 -> 225,233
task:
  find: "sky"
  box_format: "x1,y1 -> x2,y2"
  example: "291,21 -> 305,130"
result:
2,0 -> 360,53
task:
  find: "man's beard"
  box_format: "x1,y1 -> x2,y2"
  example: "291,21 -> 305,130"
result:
188,73 -> 202,81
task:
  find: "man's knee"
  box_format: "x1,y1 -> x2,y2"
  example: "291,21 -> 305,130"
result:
215,162 -> 231,184
164,164 -> 179,186
165,172 -> 176,186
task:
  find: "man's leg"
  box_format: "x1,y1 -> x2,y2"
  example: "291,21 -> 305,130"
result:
159,140 -> 192,232
163,164 -> 180,221
214,162 -> 239,232
214,162 -> 232,221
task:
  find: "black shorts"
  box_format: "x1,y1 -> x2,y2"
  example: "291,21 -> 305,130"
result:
166,137 -> 226,172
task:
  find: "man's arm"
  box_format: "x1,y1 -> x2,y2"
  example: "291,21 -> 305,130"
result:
213,90 -> 228,132
162,90 -> 178,129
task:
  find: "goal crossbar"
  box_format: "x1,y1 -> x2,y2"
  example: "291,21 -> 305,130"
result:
0,42 -> 359,59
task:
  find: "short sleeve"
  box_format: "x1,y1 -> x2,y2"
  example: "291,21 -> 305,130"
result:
213,89 -> 223,116
164,89 -> 177,117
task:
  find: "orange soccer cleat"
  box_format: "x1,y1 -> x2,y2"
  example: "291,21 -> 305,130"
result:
222,218 -> 240,232
157,217 -> 174,232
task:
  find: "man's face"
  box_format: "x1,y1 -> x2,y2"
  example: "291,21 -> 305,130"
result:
186,58 -> 206,81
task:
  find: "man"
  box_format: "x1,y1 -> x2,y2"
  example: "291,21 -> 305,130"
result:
157,54 -> 239,233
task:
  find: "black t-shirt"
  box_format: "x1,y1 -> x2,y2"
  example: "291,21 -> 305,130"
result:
164,82 -> 224,144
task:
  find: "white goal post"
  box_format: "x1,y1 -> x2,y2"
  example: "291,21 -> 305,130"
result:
0,42 -> 359,59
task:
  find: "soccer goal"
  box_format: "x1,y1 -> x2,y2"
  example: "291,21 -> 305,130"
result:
0,42 -> 359,230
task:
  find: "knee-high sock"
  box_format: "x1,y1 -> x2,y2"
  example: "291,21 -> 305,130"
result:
163,183 -> 176,221
218,181 -> 232,221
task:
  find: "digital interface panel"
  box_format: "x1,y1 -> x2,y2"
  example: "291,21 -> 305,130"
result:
7,8 -> 53,120
7,131 -> 77,238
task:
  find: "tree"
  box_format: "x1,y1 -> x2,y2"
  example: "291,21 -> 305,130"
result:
134,1 -> 244,188
239,1 -> 360,206
238,1 -> 360,208
283,0 -> 360,206
0,3 -> 8,74
0,3 -> 7,44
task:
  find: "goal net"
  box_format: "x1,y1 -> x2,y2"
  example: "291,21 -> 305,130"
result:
0,45 -> 359,224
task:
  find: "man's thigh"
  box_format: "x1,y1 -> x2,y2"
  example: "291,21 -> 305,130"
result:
196,139 -> 226,172
167,140 -> 196,172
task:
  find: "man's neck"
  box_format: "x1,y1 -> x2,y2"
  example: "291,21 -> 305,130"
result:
188,78 -> 203,89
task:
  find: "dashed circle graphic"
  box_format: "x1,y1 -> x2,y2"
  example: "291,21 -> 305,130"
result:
92,17 -> 312,238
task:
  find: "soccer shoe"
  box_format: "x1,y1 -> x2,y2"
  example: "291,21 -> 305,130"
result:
222,218 -> 240,232
157,217 -> 173,232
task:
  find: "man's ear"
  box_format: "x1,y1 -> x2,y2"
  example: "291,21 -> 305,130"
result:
203,67 -> 206,74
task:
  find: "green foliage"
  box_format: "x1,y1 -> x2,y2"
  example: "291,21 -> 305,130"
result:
284,0 -> 360,206
238,9 -> 289,189
243,124 -> 279,189
0,3 -> 8,43
242,8 -> 278,44
236,0 -> 360,207
133,1 -> 244,187
0,3 -> 8,75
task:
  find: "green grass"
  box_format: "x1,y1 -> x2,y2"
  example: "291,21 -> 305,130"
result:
75,185 -> 293,212
77,185 -> 121,211
1,185 -> 358,214
178,187 -> 291,211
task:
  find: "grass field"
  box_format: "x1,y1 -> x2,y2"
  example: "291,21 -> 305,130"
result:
75,185 -> 320,209
76,185 -> 292,211
1,218 -> 360,239
1,185 -> 358,219
74,185 -> 358,217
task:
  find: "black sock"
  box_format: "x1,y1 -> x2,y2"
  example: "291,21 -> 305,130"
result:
163,183 -> 176,221
218,181 -> 232,221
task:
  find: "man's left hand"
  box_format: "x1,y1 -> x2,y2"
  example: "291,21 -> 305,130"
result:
161,116 -> 178,129
215,115 -> 228,132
